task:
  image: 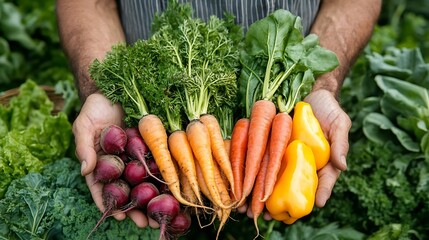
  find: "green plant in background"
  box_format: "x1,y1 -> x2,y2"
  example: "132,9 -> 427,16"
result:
0,158 -> 160,240
0,80 -> 72,197
0,0 -> 73,91
309,25 -> 429,240
375,0 -> 429,60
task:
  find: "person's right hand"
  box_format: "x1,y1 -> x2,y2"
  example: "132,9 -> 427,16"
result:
73,93 -> 159,228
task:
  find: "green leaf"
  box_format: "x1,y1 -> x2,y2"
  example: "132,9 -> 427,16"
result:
0,2 -> 39,50
420,132 -> 429,163
363,112 -> 420,152
396,115 -> 428,140
376,75 -> 429,119
301,44 -> 339,76
238,9 -> 338,114
367,52 -> 412,79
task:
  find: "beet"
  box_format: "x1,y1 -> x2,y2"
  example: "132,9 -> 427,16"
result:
88,179 -> 130,238
126,136 -> 164,183
147,157 -> 162,179
167,211 -> 192,236
125,126 -> 141,138
100,124 -> 127,155
122,182 -> 159,212
147,194 -> 180,240
123,160 -> 148,186
93,154 -> 125,184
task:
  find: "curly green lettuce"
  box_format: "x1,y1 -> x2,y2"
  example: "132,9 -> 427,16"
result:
0,79 -> 72,197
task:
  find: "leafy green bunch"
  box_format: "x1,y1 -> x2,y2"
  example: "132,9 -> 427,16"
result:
238,10 -> 338,117
0,80 -> 72,197
311,47 -> 429,238
0,158 -> 160,240
90,0 -> 243,129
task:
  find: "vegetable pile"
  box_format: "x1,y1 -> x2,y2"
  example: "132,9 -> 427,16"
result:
89,1 -> 338,239
88,124 -> 192,240
234,10 -> 338,235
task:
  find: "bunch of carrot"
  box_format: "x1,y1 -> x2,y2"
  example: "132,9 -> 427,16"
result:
89,2 -> 244,239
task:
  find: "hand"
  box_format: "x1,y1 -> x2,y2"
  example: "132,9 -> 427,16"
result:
73,93 -> 159,228
304,89 -> 351,208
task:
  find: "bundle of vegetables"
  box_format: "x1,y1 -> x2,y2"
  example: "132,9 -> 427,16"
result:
231,9 -> 338,235
0,79 -> 72,197
89,1 -> 242,238
87,124 -> 191,240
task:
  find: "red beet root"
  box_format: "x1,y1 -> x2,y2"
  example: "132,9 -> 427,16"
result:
147,157 -> 162,179
123,160 -> 148,186
122,182 -> 159,212
167,211 -> 192,236
100,124 -> 127,155
126,136 -> 164,183
88,179 -> 130,238
93,154 -> 125,184
125,126 -> 141,138
147,194 -> 180,240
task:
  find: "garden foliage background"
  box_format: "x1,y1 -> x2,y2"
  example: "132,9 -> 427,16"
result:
1,0 -> 428,239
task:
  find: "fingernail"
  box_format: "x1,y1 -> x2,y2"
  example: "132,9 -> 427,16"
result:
81,160 -> 87,175
341,155 -> 347,170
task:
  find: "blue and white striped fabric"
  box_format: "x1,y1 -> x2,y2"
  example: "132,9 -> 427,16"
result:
118,0 -> 321,43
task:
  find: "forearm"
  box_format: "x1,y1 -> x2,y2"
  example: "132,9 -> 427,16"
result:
56,0 -> 125,102
310,0 -> 382,97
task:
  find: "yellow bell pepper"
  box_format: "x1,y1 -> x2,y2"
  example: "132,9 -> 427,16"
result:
290,101 -> 330,170
265,140 -> 318,224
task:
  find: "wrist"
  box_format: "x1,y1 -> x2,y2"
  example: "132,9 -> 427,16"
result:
75,69 -> 99,103
312,70 -> 345,100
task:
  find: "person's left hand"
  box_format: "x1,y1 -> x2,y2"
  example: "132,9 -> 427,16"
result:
304,89 -> 351,208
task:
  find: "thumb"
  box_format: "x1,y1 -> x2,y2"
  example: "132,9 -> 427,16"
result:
328,111 -> 351,171
73,121 -> 98,176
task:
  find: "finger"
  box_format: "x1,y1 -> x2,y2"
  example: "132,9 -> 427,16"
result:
246,207 -> 254,219
315,162 -> 341,208
126,210 -> 149,228
328,113 -> 351,171
148,217 -> 160,229
73,118 -> 98,176
263,211 -> 272,221
237,202 -> 247,214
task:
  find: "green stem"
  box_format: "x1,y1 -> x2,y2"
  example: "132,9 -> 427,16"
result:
262,54 -> 274,98
264,62 -> 297,101
165,106 -> 182,132
264,220 -> 276,240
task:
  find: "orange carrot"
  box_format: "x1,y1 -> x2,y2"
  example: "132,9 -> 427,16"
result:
168,130 -> 203,205
139,114 -> 210,210
224,139 -> 231,159
195,160 -> 212,202
194,160 -> 216,228
251,136 -> 270,239
229,118 -> 250,203
240,100 -> 276,205
261,112 -> 292,201
179,168 -> 198,205
213,161 -> 233,240
200,114 -> 235,195
213,161 -> 231,207
186,119 -> 230,209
